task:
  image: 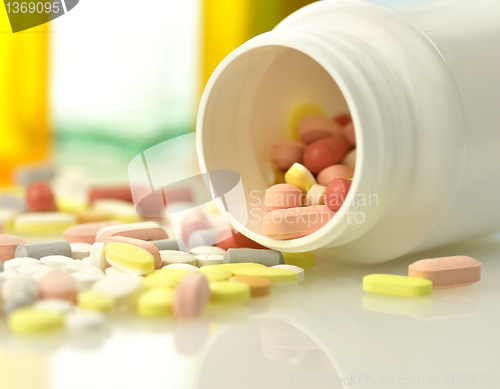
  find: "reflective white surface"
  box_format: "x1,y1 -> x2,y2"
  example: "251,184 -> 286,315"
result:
1,233 -> 499,389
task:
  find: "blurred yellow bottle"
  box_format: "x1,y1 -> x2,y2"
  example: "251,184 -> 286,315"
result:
201,0 -> 317,89
0,9 -> 50,185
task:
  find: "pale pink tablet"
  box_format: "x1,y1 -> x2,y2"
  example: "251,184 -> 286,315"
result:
408,256 -> 481,289
39,271 -> 78,303
263,205 -> 335,239
317,164 -> 354,186
298,116 -> 342,144
100,236 -> 162,269
265,184 -> 303,212
96,222 -> 169,242
271,141 -> 306,171
0,234 -> 25,263
341,122 -> 356,147
63,221 -> 124,244
173,273 -> 210,319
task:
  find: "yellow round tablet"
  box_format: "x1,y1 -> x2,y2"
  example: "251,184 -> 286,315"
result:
231,267 -> 298,283
106,242 -> 154,275
284,163 -> 316,193
198,267 -> 232,282
77,290 -> 115,312
143,268 -> 190,290
287,103 -> 325,141
209,282 -> 251,304
137,289 -> 174,318
281,252 -> 316,269
8,307 -> 64,336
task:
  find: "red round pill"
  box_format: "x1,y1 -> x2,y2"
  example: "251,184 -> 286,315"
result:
303,134 -> 351,174
26,181 -> 57,212
325,178 -> 352,211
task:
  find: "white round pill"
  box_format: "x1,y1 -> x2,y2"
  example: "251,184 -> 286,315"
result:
66,311 -> 105,332
3,257 -> 39,273
91,274 -> 142,300
162,263 -> 199,273
72,267 -> 105,291
62,260 -> 89,275
196,253 -> 224,267
41,255 -> 74,270
189,246 -> 226,256
160,250 -> 197,266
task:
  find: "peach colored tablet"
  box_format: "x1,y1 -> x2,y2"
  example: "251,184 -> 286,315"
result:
0,234 -> 25,263
229,275 -> 271,297
265,184 -> 303,211
408,256 -> 481,289
63,221 -> 124,244
263,205 -> 335,239
317,164 -> 354,186
39,271 -> 78,303
298,115 -> 342,144
341,122 -> 356,147
271,141 -> 306,171
96,221 -> 168,241
173,273 -> 210,319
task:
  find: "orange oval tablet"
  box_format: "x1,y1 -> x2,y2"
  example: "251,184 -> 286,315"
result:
408,256 -> 481,289
26,181 -> 57,212
229,275 -> 271,297
265,184 -> 303,212
263,205 -> 335,239
63,221 -> 124,244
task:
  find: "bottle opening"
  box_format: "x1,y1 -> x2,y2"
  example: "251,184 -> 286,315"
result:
198,43 -> 363,251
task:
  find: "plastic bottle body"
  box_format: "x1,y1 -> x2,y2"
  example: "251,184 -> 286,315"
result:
196,0 -> 500,263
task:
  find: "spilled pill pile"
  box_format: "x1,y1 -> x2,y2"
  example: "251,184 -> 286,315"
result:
0,175 -> 316,336
265,113 -> 356,239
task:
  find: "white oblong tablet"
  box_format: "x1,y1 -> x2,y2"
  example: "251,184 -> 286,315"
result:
4,257 -> 39,273
160,250 -> 197,266
196,254 -> 224,267
189,246 -> 226,256
89,242 -> 107,270
91,274 -> 142,300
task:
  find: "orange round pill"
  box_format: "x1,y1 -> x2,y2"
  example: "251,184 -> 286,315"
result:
228,275 -> 271,297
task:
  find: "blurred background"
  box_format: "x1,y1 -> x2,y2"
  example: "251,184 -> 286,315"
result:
0,0 -> 318,186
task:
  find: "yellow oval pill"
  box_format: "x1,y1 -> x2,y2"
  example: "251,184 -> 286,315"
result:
210,282 -> 251,304
143,268 -> 190,290
105,242 -> 154,275
231,267 -> 298,283
281,252 -> 316,269
137,289 -> 174,318
363,274 -> 433,297
77,290 -> 115,312
284,163 -> 316,193
8,307 -> 64,336
198,267 -> 232,282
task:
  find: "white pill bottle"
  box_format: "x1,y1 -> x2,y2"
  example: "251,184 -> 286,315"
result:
196,0 -> 500,264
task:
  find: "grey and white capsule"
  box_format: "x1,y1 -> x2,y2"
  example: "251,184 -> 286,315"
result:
223,249 -> 284,266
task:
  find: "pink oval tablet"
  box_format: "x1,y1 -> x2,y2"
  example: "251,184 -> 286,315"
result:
299,115 -> 342,145
265,184 -> 303,212
341,122 -> 356,147
325,178 -> 352,211
63,221 -> 124,244
89,186 -> 133,204
26,181 -> 57,212
97,223 -> 169,242
101,236 -> 162,269
317,164 -> 354,186
333,113 -> 352,127
39,271 -> 78,303
173,273 -> 210,319
263,205 -> 335,239
408,256 -> 481,289
271,141 -> 306,171
0,234 -> 25,263
303,134 -> 351,174
216,230 -> 269,250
